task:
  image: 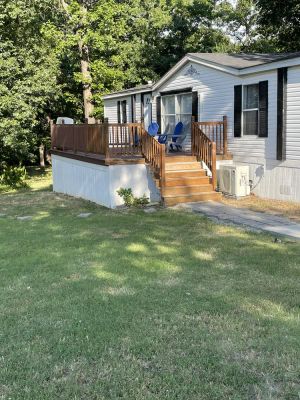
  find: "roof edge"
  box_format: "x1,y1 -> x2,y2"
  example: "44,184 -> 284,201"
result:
103,84 -> 153,100
103,52 -> 300,99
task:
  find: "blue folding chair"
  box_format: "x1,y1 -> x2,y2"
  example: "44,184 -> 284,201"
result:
158,122 -> 185,152
148,122 -> 159,136
169,122 -> 185,151
135,122 -> 159,145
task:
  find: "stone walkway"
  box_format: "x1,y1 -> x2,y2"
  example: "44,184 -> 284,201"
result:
176,202 -> 300,240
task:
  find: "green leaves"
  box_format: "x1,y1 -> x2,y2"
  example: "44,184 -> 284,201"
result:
1,0 -> 284,166
0,0 -> 61,164
255,0 -> 300,52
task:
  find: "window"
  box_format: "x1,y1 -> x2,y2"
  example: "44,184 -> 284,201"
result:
162,95 -> 176,135
243,84 -> 259,136
117,100 -> 127,123
121,100 -> 127,123
161,93 -> 192,136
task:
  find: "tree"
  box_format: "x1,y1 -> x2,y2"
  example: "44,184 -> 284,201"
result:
0,0 -> 62,165
215,0 -> 280,53
2,0 -> 281,169
59,0 -> 98,122
255,0 -> 300,52
151,0 -> 234,73
216,0 -> 257,48
56,0 -> 172,117
56,0 -> 233,119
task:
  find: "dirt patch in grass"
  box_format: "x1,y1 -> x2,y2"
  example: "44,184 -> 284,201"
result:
221,194 -> 300,222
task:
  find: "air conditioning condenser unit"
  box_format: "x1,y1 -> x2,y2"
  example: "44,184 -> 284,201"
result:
219,165 -> 250,197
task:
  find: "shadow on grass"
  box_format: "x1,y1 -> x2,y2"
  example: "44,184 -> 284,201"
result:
0,191 -> 299,399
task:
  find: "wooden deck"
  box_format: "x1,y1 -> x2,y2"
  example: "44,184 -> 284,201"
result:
51,149 -> 146,166
51,119 -> 229,205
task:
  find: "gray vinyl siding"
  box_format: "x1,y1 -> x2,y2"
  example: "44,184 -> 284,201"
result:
135,94 -> 142,123
153,62 -> 278,161
104,96 -> 132,123
286,66 -> 300,161
104,95 -> 144,124
103,61 -> 300,165
229,71 -> 278,161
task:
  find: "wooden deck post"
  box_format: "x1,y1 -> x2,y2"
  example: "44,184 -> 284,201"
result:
103,119 -> 110,161
223,115 -> 228,156
211,142 -> 217,190
160,144 -> 166,194
191,116 -> 195,157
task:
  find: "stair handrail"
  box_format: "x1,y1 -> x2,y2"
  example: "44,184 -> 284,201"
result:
192,122 -> 217,190
192,116 -> 227,155
140,128 -> 165,190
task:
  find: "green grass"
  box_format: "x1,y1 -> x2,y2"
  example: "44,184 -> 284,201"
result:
0,170 -> 299,399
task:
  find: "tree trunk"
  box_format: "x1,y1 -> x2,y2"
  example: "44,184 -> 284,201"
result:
60,0 -> 95,123
79,40 -> 95,124
39,144 -> 45,168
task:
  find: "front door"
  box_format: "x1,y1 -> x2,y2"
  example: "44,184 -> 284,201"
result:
143,93 -> 152,130
161,92 -> 192,150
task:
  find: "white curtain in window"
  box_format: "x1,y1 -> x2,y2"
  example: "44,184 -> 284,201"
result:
161,93 -> 192,149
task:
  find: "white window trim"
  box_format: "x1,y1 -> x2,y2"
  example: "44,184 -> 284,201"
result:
161,92 -> 192,132
242,84 -> 260,137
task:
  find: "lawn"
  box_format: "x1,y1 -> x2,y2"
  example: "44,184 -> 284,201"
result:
0,170 -> 299,399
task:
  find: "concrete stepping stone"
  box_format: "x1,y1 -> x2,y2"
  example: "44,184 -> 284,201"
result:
78,213 -> 92,218
17,216 -> 33,221
144,207 -> 157,213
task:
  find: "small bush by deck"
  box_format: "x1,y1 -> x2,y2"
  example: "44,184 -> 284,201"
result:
0,171 -> 299,399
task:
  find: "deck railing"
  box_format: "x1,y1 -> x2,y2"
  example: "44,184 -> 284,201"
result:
51,122 -> 144,158
192,123 -> 217,190
51,123 -> 109,155
108,123 -> 143,156
51,121 -> 166,187
140,127 -> 165,187
51,118 -> 227,192
193,116 -> 227,155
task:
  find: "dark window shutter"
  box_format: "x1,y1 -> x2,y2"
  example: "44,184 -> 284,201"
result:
277,68 -> 287,160
117,101 -> 121,123
122,100 -> 127,123
141,94 -> 144,123
259,81 -> 268,137
156,96 -> 161,133
192,91 -> 199,122
131,95 -> 136,122
234,85 -> 242,137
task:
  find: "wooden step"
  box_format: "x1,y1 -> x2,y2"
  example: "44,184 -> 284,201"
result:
164,192 -> 222,206
165,155 -> 197,163
166,162 -> 202,171
164,176 -> 210,187
162,184 -> 214,196
166,170 -> 207,178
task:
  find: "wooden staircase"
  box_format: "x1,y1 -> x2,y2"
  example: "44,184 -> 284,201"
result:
141,119 -> 228,207
159,155 -> 221,206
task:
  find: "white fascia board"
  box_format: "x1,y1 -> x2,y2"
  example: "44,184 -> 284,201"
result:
152,56 -> 240,92
238,57 -> 300,75
152,55 -> 300,91
103,56 -> 300,100
103,88 -> 152,100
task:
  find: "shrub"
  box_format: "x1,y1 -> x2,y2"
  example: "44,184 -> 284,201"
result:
0,164 -> 28,188
117,188 -> 149,208
133,194 -> 149,207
